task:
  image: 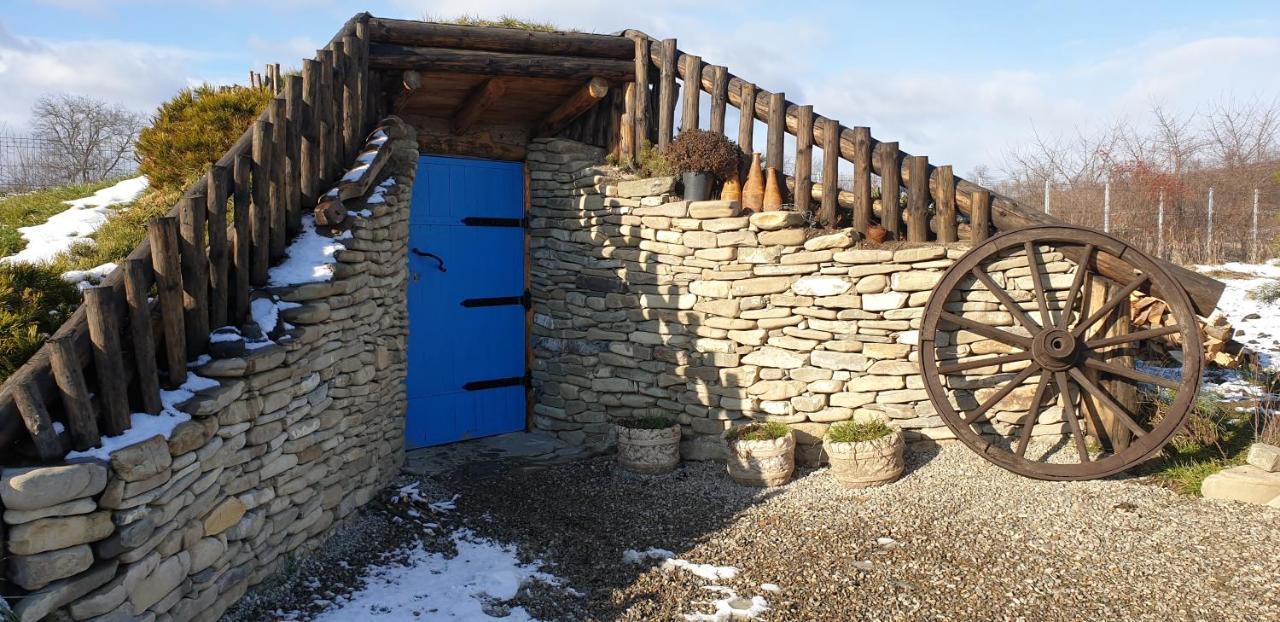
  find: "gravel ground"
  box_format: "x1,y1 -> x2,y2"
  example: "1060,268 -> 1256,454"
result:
231,444 -> 1280,621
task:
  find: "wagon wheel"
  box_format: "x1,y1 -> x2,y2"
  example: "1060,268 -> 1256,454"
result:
919,225 -> 1203,480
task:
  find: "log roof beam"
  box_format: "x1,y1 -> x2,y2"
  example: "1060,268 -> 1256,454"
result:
453,78 -> 508,134
369,44 -> 635,82
536,77 -> 609,137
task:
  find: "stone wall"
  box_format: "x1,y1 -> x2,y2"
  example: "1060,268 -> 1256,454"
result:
0,126 -> 418,622
528,138 -> 1082,464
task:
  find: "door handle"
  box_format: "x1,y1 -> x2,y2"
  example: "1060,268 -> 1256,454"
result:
412,248 -> 447,272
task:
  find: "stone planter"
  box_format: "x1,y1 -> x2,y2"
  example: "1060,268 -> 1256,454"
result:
726,431 -> 795,487
616,424 -> 681,474
824,429 -> 904,488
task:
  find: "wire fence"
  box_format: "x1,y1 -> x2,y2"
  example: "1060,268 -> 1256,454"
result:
0,134 -> 138,196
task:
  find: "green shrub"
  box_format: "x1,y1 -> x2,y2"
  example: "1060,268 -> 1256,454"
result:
726,421 -> 790,442
617,416 -> 676,430
0,263 -> 81,381
663,130 -> 742,180
135,85 -> 271,194
827,420 -> 894,443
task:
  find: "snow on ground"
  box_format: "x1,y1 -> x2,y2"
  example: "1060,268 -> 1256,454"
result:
65,370 -> 217,460
623,548 -> 767,619
268,213 -> 349,286
2,176 -> 147,265
1197,260 -> 1280,369
683,586 -> 769,622
61,261 -> 117,290
289,529 -> 559,622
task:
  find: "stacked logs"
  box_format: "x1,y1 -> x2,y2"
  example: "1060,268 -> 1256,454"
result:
1129,292 -> 1257,368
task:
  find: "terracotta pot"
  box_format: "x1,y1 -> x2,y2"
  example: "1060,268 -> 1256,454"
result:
726,431 -> 795,487
763,167 -> 783,211
616,424 -> 682,475
823,429 -> 904,488
742,152 -> 764,212
866,225 -> 888,243
720,170 -> 742,202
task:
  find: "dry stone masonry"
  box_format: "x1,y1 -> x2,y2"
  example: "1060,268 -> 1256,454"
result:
529,138 -> 1085,465
0,126 -> 418,622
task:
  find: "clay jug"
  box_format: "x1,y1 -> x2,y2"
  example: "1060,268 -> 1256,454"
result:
866,225 -> 888,243
742,152 -> 764,212
763,167 -> 783,211
720,169 -> 742,202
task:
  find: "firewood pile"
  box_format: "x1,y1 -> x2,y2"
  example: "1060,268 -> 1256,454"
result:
1130,292 -> 1258,368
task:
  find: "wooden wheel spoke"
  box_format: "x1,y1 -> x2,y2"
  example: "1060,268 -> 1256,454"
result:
1015,374 -> 1052,457
938,351 -> 1033,375
1024,242 -> 1052,328
965,364 -> 1040,424
1072,273 -> 1150,338
1056,371 -> 1090,463
1082,355 -> 1180,390
1056,243 -> 1094,330
1067,368 -> 1147,438
1085,324 -> 1180,350
969,267 -> 1042,332
938,311 -> 1032,350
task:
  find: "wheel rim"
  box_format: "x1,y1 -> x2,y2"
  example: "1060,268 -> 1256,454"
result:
919,225 -> 1203,480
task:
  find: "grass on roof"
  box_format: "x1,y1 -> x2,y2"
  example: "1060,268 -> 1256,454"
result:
425,13 -> 580,33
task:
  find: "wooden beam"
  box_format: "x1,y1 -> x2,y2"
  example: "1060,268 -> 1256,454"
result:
13,383 -> 61,461
453,78 -> 508,134
537,77 -> 609,137
366,17 -> 635,59
368,44 -> 635,81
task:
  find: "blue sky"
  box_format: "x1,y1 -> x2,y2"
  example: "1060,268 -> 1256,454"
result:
3,0 -> 1279,175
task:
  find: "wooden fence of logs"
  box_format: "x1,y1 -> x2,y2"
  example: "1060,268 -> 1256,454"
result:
616,31 -> 1223,318
0,15 -> 378,462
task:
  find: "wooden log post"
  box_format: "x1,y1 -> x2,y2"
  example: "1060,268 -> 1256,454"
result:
935,164 -> 957,243
148,217 -> 186,388
905,155 -> 930,242
318,49 -> 335,183
879,142 -> 901,240
284,75 -> 303,238
737,82 -> 756,156
538,77 -> 610,137
206,165 -> 230,330
851,126 -> 872,235
820,117 -> 839,228
630,34 -> 650,153
680,54 -> 701,132
301,58 -> 321,208
620,82 -> 636,166
330,40 -> 347,168
251,119 -> 273,286
178,191 -> 210,358
342,34 -> 360,159
83,286 -> 131,436
709,65 -> 729,136
657,39 -> 677,148
48,334 -> 99,450
268,98 -> 288,260
453,78 -> 507,134
231,154 -> 252,324
14,383 -> 61,461
970,189 -> 991,243
766,92 -> 785,172
122,259 -> 162,415
794,105 -> 814,218
354,16 -> 371,135
1083,276 -> 1136,453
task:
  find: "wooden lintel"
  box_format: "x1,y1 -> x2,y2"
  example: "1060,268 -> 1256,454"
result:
369,44 -> 635,82
537,77 -> 609,137
453,78 -> 507,134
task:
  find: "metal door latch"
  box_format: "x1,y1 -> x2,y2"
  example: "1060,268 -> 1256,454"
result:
411,248 -> 447,272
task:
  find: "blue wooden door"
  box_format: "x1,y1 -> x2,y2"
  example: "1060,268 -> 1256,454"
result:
405,155 -> 526,448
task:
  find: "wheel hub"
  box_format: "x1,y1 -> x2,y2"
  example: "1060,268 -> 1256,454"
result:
1032,327 -> 1079,371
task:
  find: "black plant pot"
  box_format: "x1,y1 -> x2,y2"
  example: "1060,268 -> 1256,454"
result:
682,172 -> 713,202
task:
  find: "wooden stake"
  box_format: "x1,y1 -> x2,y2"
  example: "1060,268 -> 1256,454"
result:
820,117 -> 839,228
905,155 -> 930,242
970,189 -> 991,243
84,286 -> 131,436
301,58 -> 321,208
709,65 -> 728,135
879,142 -> 901,240
794,105 -> 813,217
680,54 -> 701,132
284,75 -> 303,238
48,334 -> 99,450
148,217 -> 186,388
178,191 -> 209,357
206,165 -> 230,329
766,92 -> 785,172
268,98 -> 288,260
14,383 -> 61,461
851,126 -> 872,235
251,119 -> 273,286
936,164 -> 957,243
122,258 -> 162,414
737,82 -> 756,156
657,38 -> 677,148
630,34 -> 650,153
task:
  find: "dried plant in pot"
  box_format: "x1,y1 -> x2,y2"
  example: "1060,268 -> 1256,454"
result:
615,416 -> 681,474
823,420 -> 904,488
724,422 -> 795,487
662,129 -> 742,202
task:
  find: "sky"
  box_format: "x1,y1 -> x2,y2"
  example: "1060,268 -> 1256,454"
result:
2,0 -> 1279,176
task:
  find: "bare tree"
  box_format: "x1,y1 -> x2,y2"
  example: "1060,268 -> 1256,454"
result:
30,94 -> 142,184
1204,96 -> 1280,171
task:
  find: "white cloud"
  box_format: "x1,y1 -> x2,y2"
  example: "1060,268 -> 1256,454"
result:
0,21 -> 200,128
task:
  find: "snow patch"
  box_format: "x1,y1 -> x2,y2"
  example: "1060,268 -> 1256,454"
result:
61,262 -> 117,290
683,587 -> 769,621
1197,260 -> 1280,369
298,529 -> 559,622
2,176 -> 147,265
267,214 -> 345,286
622,548 -> 675,564
65,370 -> 216,460
662,558 -> 740,582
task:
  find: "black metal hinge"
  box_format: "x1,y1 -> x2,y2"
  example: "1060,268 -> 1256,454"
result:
461,216 -> 528,229
461,289 -> 531,309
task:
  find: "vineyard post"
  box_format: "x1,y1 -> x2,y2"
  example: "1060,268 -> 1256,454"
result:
1103,181 -> 1111,233
1206,186 -> 1215,262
